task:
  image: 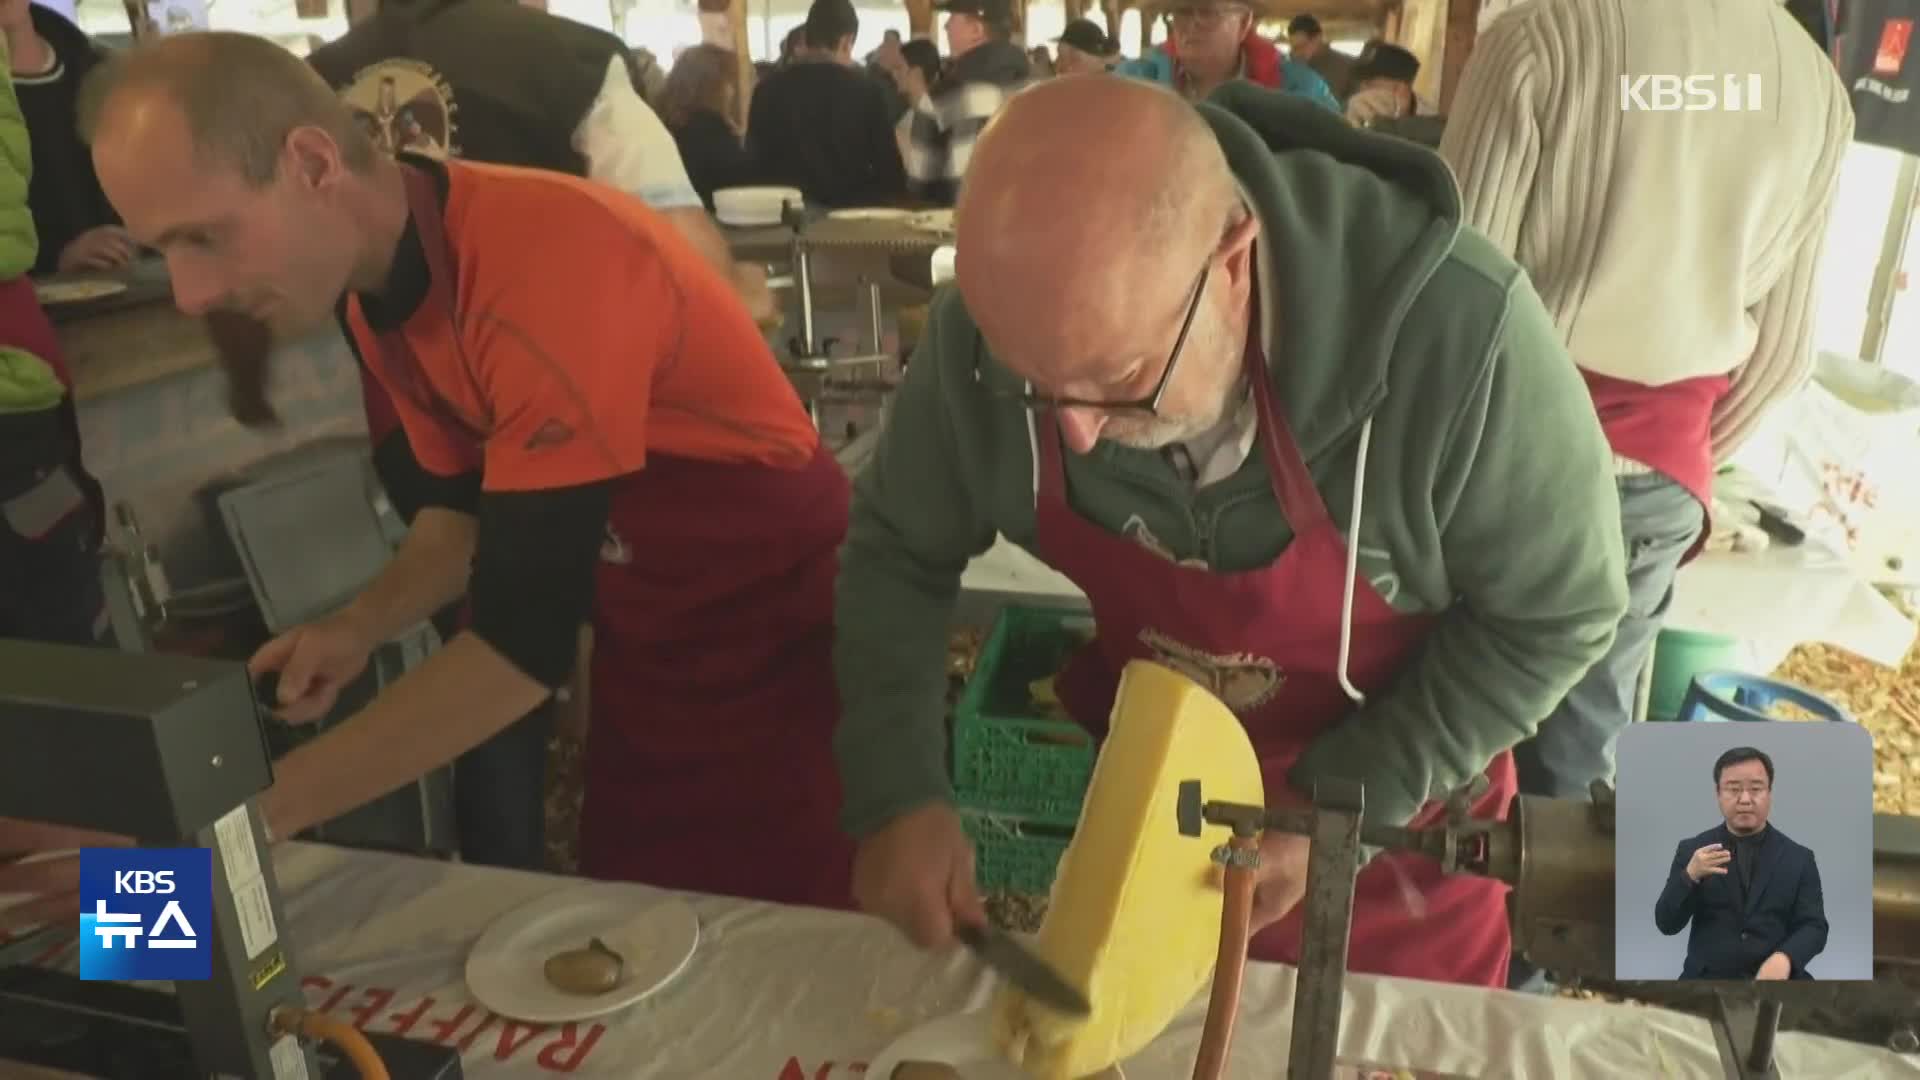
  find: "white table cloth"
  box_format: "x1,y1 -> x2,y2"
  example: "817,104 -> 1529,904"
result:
247,843 -> 1912,1079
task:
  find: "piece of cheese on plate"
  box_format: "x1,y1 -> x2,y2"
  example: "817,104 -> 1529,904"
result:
992,660 -> 1264,1079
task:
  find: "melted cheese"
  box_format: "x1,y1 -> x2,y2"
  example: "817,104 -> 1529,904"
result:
993,660 -> 1264,1079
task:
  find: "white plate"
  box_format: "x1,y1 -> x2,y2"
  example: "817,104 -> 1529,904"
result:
829,208 -> 912,222
866,1010 -> 1125,1080
463,883 -> 699,1024
34,280 -> 126,305
713,186 -> 804,228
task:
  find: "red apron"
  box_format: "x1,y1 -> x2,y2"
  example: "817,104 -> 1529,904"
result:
1038,337 -> 1515,988
1581,370 -> 1728,564
374,166 -> 855,910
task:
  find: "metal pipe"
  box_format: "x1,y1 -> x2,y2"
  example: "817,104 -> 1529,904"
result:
794,243 -> 817,357
1860,153 -> 1920,366
867,280 -> 885,355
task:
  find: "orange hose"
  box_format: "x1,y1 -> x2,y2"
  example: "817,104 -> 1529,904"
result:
273,1007 -> 391,1080
1192,833 -> 1259,1080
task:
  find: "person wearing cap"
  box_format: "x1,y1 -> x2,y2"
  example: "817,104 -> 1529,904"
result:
1114,3 -> 1339,112
1344,43 -> 1420,127
902,0 -> 1030,204
835,75 -> 1627,989
1286,14 -> 1354,100
1055,18 -> 1118,76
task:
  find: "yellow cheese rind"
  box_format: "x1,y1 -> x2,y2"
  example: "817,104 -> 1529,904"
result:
993,660 -> 1264,1079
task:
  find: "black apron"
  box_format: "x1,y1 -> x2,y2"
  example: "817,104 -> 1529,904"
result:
1838,0 -> 1920,155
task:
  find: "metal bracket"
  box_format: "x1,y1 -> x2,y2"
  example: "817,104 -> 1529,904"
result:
1712,994 -> 1783,1080
1288,778 -> 1365,1080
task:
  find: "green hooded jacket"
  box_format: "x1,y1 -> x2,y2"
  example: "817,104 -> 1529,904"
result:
0,33 -> 63,416
833,82 -> 1628,836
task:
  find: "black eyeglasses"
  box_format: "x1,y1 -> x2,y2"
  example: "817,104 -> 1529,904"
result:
974,263 -> 1210,416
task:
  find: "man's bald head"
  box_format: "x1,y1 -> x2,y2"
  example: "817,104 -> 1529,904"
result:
958,77 -> 1239,285
952,77 -> 1260,454
84,31 -> 374,187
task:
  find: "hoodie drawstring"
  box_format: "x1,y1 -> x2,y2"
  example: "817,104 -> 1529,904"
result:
1336,417 -> 1374,706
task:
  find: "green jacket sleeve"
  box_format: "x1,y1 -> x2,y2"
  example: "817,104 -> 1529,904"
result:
1288,274 -> 1628,827
0,35 -> 38,280
833,291 -> 1000,836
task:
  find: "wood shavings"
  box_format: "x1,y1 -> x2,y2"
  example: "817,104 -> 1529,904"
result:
1771,591 -> 1920,817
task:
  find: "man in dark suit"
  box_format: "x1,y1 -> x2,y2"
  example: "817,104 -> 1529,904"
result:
1655,746 -> 1828,980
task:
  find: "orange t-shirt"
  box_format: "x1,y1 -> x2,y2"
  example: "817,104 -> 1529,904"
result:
345,160 -> 818,493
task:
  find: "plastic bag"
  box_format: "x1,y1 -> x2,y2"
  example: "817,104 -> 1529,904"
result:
1756,354 -> 1920,583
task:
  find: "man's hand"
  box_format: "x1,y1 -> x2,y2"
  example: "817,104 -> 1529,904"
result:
249,610 -> 377,724
1757,951 -> 1792,980
1687,843 -> 1731,883
1248,829 -> 1312,934
731,262 -> 781,330
57,226 -> 138,273
852,801 -> 986,949
0,819 -> 130,932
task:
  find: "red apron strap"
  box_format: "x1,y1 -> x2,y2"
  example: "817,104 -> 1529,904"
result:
1246,334 -> 1333,534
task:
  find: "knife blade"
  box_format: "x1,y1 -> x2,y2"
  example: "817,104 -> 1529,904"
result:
956,923 -> 1091,1017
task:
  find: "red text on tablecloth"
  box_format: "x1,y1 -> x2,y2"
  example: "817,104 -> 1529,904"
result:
303,976 -> 605,1072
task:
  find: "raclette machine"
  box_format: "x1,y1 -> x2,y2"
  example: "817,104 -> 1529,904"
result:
0,639 -> 461,1079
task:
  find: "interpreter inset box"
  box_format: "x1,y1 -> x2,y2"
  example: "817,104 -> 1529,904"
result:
1614,719 -> 1873,981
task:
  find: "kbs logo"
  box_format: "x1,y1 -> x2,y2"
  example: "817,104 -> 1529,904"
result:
1620,74 -> 1764,112
78,847 -> 213,981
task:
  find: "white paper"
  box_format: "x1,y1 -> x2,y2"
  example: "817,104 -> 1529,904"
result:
233,876 -> 278,961
213,804 -> 261,894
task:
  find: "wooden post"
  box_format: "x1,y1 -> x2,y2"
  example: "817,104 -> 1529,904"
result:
699,0 -> 753,132
1139,3 -> 1155,54
1438,0 -> 1481,114
1103,0 -> 1122,42
120,0 -> 156,39
907,0 -> 934,37
345,0 -> 380,23
1011,0 -> 1028,43
1065,0 -> 1085,19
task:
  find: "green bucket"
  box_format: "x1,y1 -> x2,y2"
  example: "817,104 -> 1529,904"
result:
1649,627 -> 1746,721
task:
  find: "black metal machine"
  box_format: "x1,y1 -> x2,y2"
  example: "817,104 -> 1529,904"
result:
0,639 -> 461,1079
1175,778 -> 1920,1080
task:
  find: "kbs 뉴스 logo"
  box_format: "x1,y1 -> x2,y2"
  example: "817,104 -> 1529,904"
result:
78,847 -> 212,981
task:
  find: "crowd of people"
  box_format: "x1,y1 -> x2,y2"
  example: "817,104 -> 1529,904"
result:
0,0 -> 1853,998
650,3 -> 1436,208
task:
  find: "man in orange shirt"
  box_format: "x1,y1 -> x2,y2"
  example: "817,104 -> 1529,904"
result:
14,32 -> 853,910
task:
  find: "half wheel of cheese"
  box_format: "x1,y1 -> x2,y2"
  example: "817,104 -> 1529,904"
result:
993,659 -> 1264,1079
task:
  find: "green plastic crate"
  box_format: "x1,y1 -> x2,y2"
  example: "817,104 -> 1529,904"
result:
961,808 -> 1076,895
952,605 -> 1099,824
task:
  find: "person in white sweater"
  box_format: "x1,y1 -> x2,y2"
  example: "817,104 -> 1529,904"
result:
1438,0 -> 1852,957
